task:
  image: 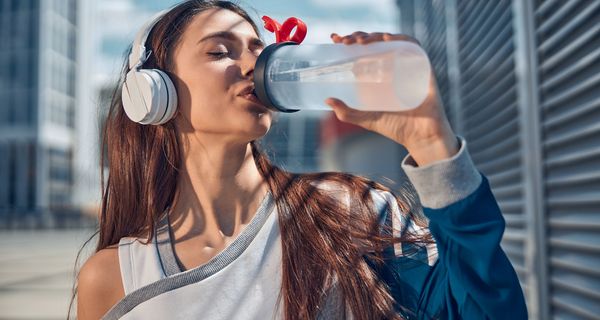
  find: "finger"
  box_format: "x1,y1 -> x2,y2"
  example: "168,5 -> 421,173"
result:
355,34 -> 370,44
324,98 -> 365,124
342,35 -> 358,45
325,97 -> 345,108
354,32 -> 422,46
337,31 -> 369,45
334,32 -> 421,46
351,31 -> 369,38
330,33 -> 343,43
382,33 -> 421,45
351,31 -> 369,44
360,32 -> 383,44
324,97 -> 350,118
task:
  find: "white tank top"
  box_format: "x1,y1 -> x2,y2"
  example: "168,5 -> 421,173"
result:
103,183 -> 431,319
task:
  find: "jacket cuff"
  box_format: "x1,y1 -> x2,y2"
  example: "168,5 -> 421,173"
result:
401,136 -> 482,209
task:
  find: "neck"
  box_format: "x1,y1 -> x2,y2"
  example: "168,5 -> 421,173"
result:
169,136 -> 269,241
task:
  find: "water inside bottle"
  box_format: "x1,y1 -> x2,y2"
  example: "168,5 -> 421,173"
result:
267,50 -> 430,111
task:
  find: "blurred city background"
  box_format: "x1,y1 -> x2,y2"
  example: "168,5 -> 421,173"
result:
0,0 -> 598,319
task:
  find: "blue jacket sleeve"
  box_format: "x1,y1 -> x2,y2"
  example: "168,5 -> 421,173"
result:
373,137 -> 528,319
417,174 -> 527,319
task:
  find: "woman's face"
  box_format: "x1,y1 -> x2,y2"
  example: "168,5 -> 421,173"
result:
170,8 -> 272,143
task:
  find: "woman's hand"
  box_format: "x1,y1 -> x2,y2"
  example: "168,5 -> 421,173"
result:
326,32 -> 459,166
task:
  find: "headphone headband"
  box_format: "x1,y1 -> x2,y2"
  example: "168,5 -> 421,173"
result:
128,10 -> 168,70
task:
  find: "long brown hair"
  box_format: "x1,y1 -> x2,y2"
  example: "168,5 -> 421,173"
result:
72,1 -> 434,319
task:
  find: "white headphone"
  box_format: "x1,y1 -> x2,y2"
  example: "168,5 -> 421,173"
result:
122,10 -> 178,125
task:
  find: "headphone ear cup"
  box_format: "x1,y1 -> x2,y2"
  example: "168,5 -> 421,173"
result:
121,69 -> 177,125
152,69 -> 178,125
122,70 -> 152,124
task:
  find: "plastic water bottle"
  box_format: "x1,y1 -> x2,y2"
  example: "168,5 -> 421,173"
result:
253,41 -> 432,113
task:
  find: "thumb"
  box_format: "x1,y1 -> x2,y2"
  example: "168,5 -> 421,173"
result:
324,97 -> 362,125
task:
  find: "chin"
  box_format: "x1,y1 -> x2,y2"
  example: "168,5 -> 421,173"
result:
246,108 -> 272,125
239,117 -> 272,141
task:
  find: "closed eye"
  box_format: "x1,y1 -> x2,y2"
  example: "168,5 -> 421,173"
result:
207,52 -> 229,59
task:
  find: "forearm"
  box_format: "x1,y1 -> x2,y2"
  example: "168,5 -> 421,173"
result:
397,119 -> 460,167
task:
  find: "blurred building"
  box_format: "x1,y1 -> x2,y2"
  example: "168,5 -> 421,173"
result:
317,113 -> 409,189
396,0 -> 600,318
72,0 -> 101,222
0,0 -> 96,228
261,112 -> 323,173
262,112 -> 408,190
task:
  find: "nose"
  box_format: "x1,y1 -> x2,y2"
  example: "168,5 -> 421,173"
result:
241,49 -> 259,78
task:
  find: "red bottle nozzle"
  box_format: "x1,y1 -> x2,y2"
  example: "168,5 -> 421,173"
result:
262,16 -> 307,44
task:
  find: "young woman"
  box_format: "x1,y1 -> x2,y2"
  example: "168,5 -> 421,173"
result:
76,1 -> 527,319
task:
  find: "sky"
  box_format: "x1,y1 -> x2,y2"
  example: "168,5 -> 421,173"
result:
92,0 -> 400,82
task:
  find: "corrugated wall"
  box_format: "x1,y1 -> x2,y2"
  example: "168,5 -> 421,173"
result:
397,0 -> 600,318
455,0 -> 534,310
536,0 -> 600,318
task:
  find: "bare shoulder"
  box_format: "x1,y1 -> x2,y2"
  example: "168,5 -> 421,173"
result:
77,244 -> 124,320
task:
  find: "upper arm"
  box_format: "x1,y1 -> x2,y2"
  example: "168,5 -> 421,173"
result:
77,246 -> 125,320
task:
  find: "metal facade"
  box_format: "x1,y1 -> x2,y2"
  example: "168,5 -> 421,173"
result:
397,0 -> 600,318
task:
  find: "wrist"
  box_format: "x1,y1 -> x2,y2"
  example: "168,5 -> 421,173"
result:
404,133 -> 459,167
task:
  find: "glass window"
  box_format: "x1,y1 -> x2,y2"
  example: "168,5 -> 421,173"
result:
11,0 -> 19,12
28,53 -> 37,88
28,12 -> 38,50
15,11 -> 29,49
67,100 -> 73,129
68,65 -> 75,96
0,143 -> 7,207
6,86 -> 14,124
14,93 -> 25,125
68,0 -> 77,25
8,144 -> 16,207
17,56 -> 28,88
9,54 -> 17,83
27,90 -> 36,125
0,53 -> 7,89
27,142 -> 36,210
52,0 -> 60,15
48,147 -> 73,186
18,0 -> 30,11
0,93 -> 4,125
68,30 -> 76,60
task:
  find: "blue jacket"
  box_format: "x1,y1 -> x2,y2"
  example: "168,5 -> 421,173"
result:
374,137 -> 528,319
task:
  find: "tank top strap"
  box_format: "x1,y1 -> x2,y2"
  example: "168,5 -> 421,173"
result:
117,234 -> 166,295
117,237 -> 137,295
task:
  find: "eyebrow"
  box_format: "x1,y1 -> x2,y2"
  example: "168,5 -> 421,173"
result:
197,31 -> 265,48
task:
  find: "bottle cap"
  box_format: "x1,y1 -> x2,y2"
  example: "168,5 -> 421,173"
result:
254,42 -> 300,113
262,16 -> 307,44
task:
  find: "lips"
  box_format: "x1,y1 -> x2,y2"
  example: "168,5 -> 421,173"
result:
238,85 -> 253,96
237,86 -> 268,111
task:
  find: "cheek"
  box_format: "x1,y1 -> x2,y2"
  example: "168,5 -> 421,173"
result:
191,65 -> 228,104
175,59 -> 267,135
185,65 -> 230,123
